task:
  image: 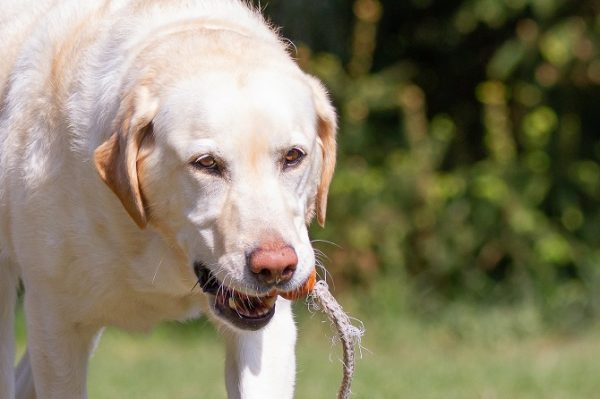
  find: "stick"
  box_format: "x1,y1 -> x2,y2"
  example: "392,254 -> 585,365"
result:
308,281 -> 364,399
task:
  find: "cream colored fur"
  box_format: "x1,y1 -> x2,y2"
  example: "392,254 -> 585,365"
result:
0,1 -> 337,398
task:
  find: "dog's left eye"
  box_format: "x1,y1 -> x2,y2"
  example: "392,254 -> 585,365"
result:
191,154 -> 221,174
283,147 -> 305,168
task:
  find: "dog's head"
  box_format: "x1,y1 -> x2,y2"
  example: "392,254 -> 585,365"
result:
94,38 -> 336,330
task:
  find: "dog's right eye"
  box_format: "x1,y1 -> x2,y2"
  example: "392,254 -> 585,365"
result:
191,154 -> 221,174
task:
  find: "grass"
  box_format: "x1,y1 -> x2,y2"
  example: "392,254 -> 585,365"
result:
14,289 -> 600,399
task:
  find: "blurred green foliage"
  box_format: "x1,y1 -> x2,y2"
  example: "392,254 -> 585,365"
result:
259,0 -> 600,324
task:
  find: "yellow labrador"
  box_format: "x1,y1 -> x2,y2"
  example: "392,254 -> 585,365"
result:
0,1 -> 336,398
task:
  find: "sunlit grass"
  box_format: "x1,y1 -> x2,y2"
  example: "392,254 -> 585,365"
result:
14,293 -> 600,399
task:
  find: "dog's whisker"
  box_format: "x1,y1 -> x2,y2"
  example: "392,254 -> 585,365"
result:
151,257 -> 165,285
315,261 -> 335,290
310,239 -> 342,249
314,252 -> 330,264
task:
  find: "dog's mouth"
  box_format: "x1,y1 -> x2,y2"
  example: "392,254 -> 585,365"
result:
194,263 -> 277,330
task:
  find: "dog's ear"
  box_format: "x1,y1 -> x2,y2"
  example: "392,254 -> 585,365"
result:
307,76 -> 337,227
94,86 -> 159,229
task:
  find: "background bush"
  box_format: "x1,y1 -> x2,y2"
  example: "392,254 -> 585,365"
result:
256,0 -> 600,325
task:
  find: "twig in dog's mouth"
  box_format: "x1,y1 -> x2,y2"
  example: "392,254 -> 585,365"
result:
308,280 -> 365,399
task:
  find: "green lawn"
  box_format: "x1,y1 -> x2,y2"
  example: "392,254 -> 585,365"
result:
15,299 -> 600,398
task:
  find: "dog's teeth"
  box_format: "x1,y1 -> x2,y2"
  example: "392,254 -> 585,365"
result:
228,297 -> 237,310
263,296 -> 276,307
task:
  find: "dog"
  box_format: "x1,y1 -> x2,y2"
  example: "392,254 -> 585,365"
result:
0,1 -> 337,398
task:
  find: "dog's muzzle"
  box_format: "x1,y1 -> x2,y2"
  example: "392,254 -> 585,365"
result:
194,262 -> 277,330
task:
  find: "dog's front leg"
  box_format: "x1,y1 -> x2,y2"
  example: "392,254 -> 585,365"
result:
223,298 -> 297,399
23,291 -> 100,399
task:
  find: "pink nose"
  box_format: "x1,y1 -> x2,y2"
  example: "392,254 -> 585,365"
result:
248,241 -> 298,285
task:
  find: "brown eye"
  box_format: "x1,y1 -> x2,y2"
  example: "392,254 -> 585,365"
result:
284,148 -> 305,168
192,154 -> 219,172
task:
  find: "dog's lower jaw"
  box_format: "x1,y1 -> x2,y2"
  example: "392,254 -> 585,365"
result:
211,293 -> 277,331
194,262 -> 278,330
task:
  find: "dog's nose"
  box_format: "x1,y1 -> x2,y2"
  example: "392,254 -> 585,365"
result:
248,241 -> 297,285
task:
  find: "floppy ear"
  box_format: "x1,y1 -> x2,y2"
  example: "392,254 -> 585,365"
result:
94,86 -> 159,229
307,76 -> 337,227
